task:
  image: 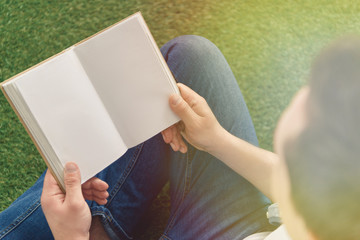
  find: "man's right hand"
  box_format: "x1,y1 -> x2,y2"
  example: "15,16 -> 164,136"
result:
41,163 -> 92,240
162,83 -> 226,154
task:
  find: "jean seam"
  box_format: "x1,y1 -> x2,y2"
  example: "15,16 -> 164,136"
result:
163,144 -> 193,235
92,210 -> 113,223
0,200 -> 41,239
182,145 -> 193,199
106,143 -> 144,206
91,210 -> 133,239
159,234 -> 172,240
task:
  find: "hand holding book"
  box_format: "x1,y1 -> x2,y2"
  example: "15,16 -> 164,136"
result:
41,162 -> 98,240
162,83 -> 225,154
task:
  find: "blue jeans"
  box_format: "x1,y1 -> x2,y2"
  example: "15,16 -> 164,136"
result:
0,36 -> 274,240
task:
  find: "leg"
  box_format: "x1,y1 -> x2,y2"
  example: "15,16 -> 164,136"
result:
0,134 -> 172,240
89,134 -> 171,239
160,36 -> 274,239
0,172 -> 52,240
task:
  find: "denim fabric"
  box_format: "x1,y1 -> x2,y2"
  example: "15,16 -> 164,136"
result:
0,35 -> 274,240
0,171 -> 52,239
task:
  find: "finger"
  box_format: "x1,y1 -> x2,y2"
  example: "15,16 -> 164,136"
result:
83,189 -> 109,200
170,125 -> 180,151
82,189 -> 108,205
82,187 -> 108,202
161,126 -> 174,144
176,124 -> 188,153
177,83 -> 209,116
82,177 -> 109,192
92,196 -> 108,205
83,190 -> 109,199
161,131 -> 167,143
63,162 -> 84,203
169,91 -> 199,125
177,135 -> 187,153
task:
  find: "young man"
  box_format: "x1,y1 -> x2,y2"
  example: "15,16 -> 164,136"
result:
2,35 -> 359,239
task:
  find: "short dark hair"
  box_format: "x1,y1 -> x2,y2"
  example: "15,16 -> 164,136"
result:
284,37 -> 360,240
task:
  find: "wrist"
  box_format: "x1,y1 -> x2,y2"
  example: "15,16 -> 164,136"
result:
206,125 -> 231,156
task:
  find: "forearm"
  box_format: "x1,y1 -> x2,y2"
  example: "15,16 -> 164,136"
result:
208,127 -> 278,201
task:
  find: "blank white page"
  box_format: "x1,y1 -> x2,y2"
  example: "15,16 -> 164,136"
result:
14,49 -> 127,182
74,13 -> 179,148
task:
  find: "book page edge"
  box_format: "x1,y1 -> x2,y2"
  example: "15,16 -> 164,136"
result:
137,13 -> 180,95
73,12 -> 142,48
0,86 -> 66,192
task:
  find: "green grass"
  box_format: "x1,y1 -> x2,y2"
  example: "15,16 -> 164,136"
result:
1,0 -> 360,238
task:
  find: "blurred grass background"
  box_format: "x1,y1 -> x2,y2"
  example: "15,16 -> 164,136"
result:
1,0 -> 360,239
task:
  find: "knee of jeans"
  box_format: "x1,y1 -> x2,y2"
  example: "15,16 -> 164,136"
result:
160,35 -> 222,67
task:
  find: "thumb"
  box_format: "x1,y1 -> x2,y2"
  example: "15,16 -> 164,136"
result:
169,93 -> 198,124
64,162 -> 83,202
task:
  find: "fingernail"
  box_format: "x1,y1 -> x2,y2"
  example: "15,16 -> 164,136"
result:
179,146 -> 185,153
171,95 -> 181,106
170,143 -> 176,151
65,162 -> 77,173
163,132 -> 169,142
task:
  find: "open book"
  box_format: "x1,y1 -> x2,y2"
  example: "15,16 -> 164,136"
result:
0,12 -> 180,191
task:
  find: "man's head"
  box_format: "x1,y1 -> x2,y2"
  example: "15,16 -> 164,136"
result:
273,37 -> 360,240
